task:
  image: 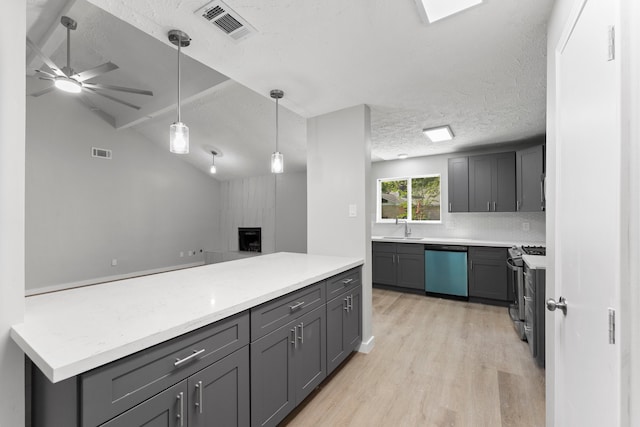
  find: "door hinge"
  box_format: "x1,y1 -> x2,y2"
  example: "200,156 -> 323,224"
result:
608,308 -> 616,344
608,26 -> 615,61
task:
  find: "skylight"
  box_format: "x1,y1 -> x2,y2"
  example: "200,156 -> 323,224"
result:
414,0 -> 483,23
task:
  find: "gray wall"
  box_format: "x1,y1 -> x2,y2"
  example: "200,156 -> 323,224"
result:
371,139 -> 546,243
218,172 -> 307,254
26,85 -> 221,293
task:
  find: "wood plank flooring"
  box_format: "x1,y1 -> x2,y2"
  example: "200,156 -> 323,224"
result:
282,288 -> 545,427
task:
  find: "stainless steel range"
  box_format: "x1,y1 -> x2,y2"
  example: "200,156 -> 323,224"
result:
507,245 -> 546,340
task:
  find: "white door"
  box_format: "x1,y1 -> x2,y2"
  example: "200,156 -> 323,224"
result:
554,0 -> 621,425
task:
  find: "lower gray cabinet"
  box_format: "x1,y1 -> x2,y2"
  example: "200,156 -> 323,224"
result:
326,285 -> 362,375
92,346 -> 250,427
101,381 -> 189,427
468,247 -> 509,301
250,305 -> 326,427
372,242 -> 424,291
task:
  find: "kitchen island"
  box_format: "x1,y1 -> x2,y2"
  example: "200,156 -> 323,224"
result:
11,252 -> 363,383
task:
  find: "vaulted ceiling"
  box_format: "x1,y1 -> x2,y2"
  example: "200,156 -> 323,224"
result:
26,0 -> 554,180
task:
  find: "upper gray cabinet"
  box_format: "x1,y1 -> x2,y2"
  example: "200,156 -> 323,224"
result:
447,157 -> 469,212
516,145 -> 545,212
468,152 -> 516,212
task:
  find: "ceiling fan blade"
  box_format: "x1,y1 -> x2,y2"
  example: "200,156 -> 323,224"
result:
26,37 -> 65,77
73,62 -> 119,82
78,94 -> 116,127
83,83 -> 153,96
29,86 -> 56,97
35,69 -> 56,79
84,87 -> 141,110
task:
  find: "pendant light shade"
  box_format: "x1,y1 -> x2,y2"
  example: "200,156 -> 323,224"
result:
270,89 -> 284,174
168,30 -> 191,154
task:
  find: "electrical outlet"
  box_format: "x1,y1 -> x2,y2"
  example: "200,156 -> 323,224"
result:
111,258 -> 118,267
348,204 -> 357,217
522,222 -> 530,231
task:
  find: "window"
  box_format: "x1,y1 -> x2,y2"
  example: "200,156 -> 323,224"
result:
377,175 -> 441,222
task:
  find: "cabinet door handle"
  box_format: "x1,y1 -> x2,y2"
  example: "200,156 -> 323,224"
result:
291,327 -> 297,348
449,202 -> 452,212
344,298 -> 349,311
493,201 -> 496,211
298,322 -> 304,344
195,380 -> 204,414
517,200 -> 520,211
540,174 -> 546,210
176,392 -> 184,427
174,348 -> 205,367
289,301 -> 304,312
348,295 -> 353,311
470,260 -> 473,270
341,278 -> 353,286
487,201 -> 490,211
397,255 -> 400,265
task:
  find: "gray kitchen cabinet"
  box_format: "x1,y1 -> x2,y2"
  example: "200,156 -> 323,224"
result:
188,346 -> 250,427
102,347 -> 250,427
516,144 -> 545,212
372,242 -> 424,291
101,380 -> 189,427
326,284 -> 362,375
447,156 -> 469,212
250,305 -> 326,427
468,247 -> 509,302
468,152 -> 516,212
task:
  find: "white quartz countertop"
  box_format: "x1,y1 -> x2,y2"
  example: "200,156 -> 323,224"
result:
11,252 -> 363,383
523,254 -> 546,269
372,236 -> 544,248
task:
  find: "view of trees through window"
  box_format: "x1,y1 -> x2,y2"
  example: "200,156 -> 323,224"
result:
379,175 -> 440,222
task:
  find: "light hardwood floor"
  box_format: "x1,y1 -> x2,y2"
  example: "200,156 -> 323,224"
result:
283,288 -> 545,427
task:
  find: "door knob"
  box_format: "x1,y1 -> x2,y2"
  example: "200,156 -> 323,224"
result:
546,296 -> 567,315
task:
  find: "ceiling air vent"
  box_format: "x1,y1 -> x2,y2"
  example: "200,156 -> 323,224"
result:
92,147 -> 112,159
195,0 -> 257,41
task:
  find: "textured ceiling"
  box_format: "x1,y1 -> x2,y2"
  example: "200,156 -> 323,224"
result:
26,0 -> 554,178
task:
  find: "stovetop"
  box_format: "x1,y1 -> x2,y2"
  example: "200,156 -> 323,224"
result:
521,245 -> 546,256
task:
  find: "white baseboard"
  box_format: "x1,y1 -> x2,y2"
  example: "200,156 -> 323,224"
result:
357,335 -> 375,353
25,261 -> 205,296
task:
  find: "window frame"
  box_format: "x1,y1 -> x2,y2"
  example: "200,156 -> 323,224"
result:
376,174 -> 442,223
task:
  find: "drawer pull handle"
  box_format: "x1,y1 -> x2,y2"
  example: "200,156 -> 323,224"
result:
174,348 -> 205,367
177,392 -> 184,427
195,380 -> 203,414
341,278 -> 354,286
289,301 -> 304,312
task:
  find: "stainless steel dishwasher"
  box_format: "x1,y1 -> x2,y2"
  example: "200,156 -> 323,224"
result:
424,245 -> 468,297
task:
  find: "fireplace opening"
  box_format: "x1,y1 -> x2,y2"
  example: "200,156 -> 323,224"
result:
238,227 -> 261,252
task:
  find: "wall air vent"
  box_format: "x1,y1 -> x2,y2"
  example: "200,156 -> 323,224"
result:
195,0 -> 257,41
91,147 -> 112,159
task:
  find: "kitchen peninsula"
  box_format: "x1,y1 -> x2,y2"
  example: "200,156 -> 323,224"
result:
11,252 -> 363,427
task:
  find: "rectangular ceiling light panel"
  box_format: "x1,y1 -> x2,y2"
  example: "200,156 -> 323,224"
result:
423,125 -> 454,142
414,0 -> 483,23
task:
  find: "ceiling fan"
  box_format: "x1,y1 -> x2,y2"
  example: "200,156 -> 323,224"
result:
26,15 -> 153,125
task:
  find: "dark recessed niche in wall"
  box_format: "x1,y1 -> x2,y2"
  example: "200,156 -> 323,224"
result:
239,227 -> 261,252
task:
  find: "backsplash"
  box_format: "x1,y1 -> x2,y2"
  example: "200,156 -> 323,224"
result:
372,212 -> 545,244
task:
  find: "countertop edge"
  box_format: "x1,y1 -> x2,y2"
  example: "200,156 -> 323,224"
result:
12,254 -> 364,383
372,236 -> 544,248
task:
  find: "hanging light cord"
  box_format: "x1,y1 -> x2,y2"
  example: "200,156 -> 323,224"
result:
275,96 -> 279,152
177,35 -> 182,123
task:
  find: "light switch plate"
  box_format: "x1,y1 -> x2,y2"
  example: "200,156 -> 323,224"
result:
348,204 -> 357,217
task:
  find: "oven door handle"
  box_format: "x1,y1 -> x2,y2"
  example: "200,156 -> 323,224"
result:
506,257 -> 522,272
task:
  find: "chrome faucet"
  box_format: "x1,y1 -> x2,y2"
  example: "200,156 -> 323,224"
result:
395,218 -> 411,237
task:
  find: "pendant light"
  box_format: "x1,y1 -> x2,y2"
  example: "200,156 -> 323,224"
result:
210,151 -> 217,174
270,89 -> 284,174
168,30 -> 191,154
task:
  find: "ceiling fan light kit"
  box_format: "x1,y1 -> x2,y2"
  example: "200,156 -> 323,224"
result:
54,76 -> 82,93
270,89 -> 284,174
168,30 -> 191,154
